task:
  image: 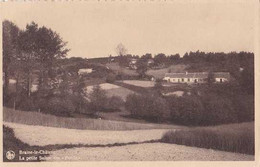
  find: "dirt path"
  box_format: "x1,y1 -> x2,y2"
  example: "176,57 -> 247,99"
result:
48,143 -> 254,161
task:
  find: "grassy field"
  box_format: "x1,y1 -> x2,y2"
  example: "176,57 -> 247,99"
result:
85,83 -> 136,101
122,80 -> 155,87
105,63 -> 138,76
3,108 -> 182,130
147,64 -> 187,79
162,122 -> 254,155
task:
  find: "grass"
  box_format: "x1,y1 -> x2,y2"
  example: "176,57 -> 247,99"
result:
122,80 -> 155,87
105,63 -> 138,76
161,122 -> 254,155
105,87 -> 135,101
114,81 -> 151,94
85,83 -> 135,101
3,107 -> 180,130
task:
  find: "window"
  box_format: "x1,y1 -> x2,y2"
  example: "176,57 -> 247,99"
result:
182,78 -> 184,82
220,78 -> 223,83
194,79 -> 197,83
188,78 -> 190,82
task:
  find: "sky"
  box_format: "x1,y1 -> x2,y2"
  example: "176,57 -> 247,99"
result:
2,1 -> 256,58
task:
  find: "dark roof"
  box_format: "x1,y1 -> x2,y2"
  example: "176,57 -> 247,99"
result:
164,72 -> 230,79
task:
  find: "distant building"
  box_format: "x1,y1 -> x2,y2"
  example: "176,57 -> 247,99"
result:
147,59 -> 154,66
78,68 -> 93,75
163,72 -> 230,83
129,58 -> 138,69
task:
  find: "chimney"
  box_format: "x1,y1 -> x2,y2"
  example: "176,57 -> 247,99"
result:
186,71 -> 188,75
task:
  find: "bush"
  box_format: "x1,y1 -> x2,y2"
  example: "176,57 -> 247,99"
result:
88,85 -> 108,112
105,96 -> 124,112
166,95 -> 205,125
125,94 -> 169,122
106,73 -> 117,83
162,122 -> 254,155
16,97 -> 36,111
45,97 -> 76,116
201,94 -> 237,125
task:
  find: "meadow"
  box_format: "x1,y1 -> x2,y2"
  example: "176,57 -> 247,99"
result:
122,80 -> 155,87
3,108 -> 181,130
162,122 -> 254,155
85,83 -> 136,101
105,63 -> 138,76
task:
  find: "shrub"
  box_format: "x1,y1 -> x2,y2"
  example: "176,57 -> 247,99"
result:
45,97 -> 76,116
162,122 -> 254,155
88,85 -> 108,112
106,73 -> 117,83
106,96 -> 124,112
16,97 -> 36,111
201,94 -> 237,125
125,94 -> 169,122
166,95 -> 205,125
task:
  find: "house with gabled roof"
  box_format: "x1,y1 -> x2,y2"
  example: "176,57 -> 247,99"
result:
163,72 -> 230,83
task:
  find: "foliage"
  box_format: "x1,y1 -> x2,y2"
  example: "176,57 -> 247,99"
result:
106,73 -> 117,83
125,83 -> 254,126
45,96 -> 76,116
162,122 -> 254,155
105,96 -> 124,111
136,59 -> 148,78
88,85 -> 108,112
125,94 -> 169,122
154,53 -> 167,66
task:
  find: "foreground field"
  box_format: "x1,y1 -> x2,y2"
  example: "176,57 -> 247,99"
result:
48,143 -> 254,161
4,122 -> 169,146
4,122 -> 254,161
162,122 -> 255,155
4,108 -> 182,130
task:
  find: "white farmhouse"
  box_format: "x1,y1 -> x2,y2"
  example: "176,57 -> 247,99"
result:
163,72 -> 230,83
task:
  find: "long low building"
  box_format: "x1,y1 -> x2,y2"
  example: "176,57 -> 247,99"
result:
163,72 -> 230,83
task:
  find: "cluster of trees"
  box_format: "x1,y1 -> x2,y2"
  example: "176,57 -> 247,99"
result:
3,20 -> 71,112
125,83 -> 254,126
3,20 -> 124,116
88,85 -> 124,112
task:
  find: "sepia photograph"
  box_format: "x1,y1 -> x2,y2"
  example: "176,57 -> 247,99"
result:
1,0 -> 258,164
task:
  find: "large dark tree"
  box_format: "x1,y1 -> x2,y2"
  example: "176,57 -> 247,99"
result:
3,20 -> 20,99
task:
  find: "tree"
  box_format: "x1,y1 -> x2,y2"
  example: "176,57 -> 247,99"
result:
17,22 -> 69,97
136,59 -> 148,78
116,43 -> 127,56
18,22 -> 40,97
116,43 -> 128,67
35,25 -> 69,96
141,53 -> 152,61
154,79 -> 163,95
154,53 -> 167,66
88,85 -> 108,112
3,20 -> 20,100
169,54 -> 180,63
